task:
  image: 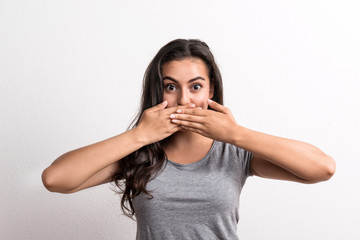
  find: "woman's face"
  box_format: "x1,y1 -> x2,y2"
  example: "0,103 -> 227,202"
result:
161,58 -> 213,109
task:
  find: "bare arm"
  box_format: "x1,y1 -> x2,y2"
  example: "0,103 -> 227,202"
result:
170,99 -> 336,183
234,126 -> 336,183
42,129 -> 145,193
42,101 -> 182,193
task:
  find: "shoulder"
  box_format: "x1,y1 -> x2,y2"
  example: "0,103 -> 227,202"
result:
212,141 -> 253,163
210,141 -> 253,180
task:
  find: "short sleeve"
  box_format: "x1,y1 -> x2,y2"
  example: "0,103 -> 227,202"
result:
234,146 -> 253,178
244,150 -> 253,177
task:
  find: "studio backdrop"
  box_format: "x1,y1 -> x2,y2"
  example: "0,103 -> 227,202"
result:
1,0 -> 359,239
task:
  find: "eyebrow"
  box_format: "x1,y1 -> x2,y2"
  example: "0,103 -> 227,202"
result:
162,76 -> 206,83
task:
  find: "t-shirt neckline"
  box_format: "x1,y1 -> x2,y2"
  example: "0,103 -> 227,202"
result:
166,140 -> 217,169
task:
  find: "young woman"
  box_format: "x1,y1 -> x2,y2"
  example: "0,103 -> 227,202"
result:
42,39 -> 336,239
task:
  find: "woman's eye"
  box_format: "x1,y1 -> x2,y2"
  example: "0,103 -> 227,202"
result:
192,84 -> 202,90
166,84 -> 176,91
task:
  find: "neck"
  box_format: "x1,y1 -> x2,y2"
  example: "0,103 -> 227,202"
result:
167,131 -> 213,148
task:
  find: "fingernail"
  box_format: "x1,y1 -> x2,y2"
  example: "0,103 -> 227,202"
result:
170,114 -> 176,118
176,109 -> 182,113
171,119 -> 178,123
207,99 -> 212,104
189,103 -> 195,107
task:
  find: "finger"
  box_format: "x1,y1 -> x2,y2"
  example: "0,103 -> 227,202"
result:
169,113 -> 204,123
171,118 -> 204,130
207,99 -> 227,113
180,125 -> 206,136
148,100 -> 168,112
169,124 -> 182,133
163,103 -> 197,115
174,108 -> 207,116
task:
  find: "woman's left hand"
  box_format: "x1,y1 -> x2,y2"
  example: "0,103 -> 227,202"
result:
170,99 -> 238,143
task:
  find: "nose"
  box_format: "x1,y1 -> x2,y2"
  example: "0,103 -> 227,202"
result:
178,89 -> 190,106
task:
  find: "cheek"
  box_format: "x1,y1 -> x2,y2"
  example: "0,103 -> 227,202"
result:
190,93 -> 210,108
163,94 -> 176,107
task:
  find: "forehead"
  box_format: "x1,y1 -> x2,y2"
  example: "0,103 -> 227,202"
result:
161,58 -> 209,80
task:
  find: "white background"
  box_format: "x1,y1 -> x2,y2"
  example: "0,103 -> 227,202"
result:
1,0 -> 359,239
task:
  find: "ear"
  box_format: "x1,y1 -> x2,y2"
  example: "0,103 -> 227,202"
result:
209,80 -> 214,99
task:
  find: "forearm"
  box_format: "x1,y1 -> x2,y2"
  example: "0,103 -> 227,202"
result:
231,125 -> 336,182
42,128 -> 146,192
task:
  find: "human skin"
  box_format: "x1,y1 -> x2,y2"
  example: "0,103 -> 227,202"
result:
42,57 -> 335,194
164,58 -> 336,183
161,57 -> 213,109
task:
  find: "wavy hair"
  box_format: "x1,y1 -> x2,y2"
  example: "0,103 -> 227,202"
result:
111,39 -> 223,218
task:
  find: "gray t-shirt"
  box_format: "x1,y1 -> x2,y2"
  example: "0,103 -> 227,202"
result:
132,140 -> 253,240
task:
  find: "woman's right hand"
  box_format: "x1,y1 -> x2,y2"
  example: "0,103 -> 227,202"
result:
41,101 -> 193,193
41,102 -> 180,193
134,100 -> 186,144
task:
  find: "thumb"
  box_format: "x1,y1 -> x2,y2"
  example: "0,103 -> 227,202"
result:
149,100 -> 168,112
207,99 -> 226,113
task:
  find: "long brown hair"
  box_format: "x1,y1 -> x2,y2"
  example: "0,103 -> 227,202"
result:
112,39 -> 223,218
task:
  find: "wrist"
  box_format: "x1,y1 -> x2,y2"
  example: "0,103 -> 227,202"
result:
131,127 -> 150,146
229,124 -> 247,146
